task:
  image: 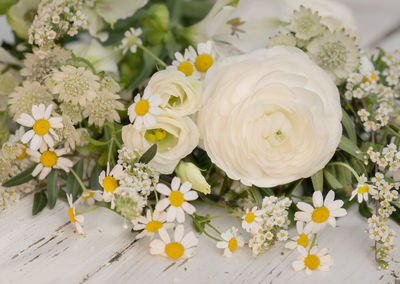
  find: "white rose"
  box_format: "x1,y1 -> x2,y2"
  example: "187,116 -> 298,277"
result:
146,69 -> 202,117
122,114 -> 199,174
284,0 -> 359,38
197,46 -> 342,187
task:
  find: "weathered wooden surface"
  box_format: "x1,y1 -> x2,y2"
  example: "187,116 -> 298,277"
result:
1,1 -> 400,283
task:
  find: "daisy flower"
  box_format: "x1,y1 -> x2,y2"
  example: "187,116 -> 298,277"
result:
17,104 -> 63,151
67,194 -> 84,235
133,209 -> 174,239
216,227 -> 244,257
295,190 -> 347,233
27,148 -> 73,180
194,41 -> 216,74
172,47 -> 199,78
241,207 -> 263,234
78,190 -> 103,206
285,221 -> 312,250
292,246 -> 333,275
98,163 -> 125,209
4,126 -> 28,162
155,177 -> 198,223
149,225 -> 199,260
119,27 -> 143,54
350,175 -> 377,203
128,87 -> 162,130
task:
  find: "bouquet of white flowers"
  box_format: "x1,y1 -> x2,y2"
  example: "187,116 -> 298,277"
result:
0,0 -> 399,274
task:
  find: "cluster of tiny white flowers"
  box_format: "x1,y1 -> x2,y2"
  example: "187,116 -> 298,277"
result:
247,196 -> 291,256
117,146 -> 139,167
29,0 -> 88,47
367,143 -> 400,176
119,28 -> 143,55
113,187 -> 147,222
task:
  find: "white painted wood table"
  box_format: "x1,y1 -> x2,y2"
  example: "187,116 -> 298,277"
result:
1,1 -> 400,283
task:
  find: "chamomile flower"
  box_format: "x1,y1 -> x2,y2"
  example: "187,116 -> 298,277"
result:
4,127 -> 28,162
67,194 -> 84,235
285,221 -> 312,250
292,246 -> 333,275
216,227 -> 244,257
172,47 -> 199,78
99,163 -> 125,209
133,209 -> 174,239
28,148 -> 72,180
17,104 -> 63,151
128,87 -> 162,130
242,207 -> 263,234
149,225 -> 199,260
119,27 -> 143,54
295,190 -> 347,233
78,190 -> 103,206
194,41 -> 216,74
155,177 -> 198,223
350,183 -> 377,203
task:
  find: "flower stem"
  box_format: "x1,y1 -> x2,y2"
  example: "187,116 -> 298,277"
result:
76,206 -> 99,215
193,200 -> 241,215
138,44 -> 167,68
206,222 -> 222,235
70,168 -> 88,192
1,106 -> 9,129
308,233 -> 317,253
198,213 -> 241,223
328,162 -> 361,183
291,194 -> 312,201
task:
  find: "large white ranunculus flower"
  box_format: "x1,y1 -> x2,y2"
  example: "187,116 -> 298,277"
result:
197,46 -> 342,187
284,0 -> 359,39
146,69 -> 202,117
122,115 -> 199,174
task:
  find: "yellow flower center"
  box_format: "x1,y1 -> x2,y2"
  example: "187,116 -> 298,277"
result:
165,242 -> 184,259
102,176 -> 118,193
228,237 -> 238,252
304,254 -> 320,270
82,191 -> 94,200
178,61 -> 194,76
33,119 -> 50,136
363,73 -> 377,83
145,220 -> 163,233
312,206 -> 330,223
135,100 -> 150,116
297,233 -> 309,248
68,207 -> 76,223
357,185 -> 369,194
195,54 -> 213,73
40,150 -> 58,167
145,128 -> 167,142
244,212 -> 255,223
16,145 -> 27,160
169,191 -> 184,207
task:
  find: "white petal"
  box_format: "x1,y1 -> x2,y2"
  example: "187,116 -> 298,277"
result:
32,164 -> 43,177
182,232 -> 199,248
313,191 -> 323,207
216,241 -> 228,249
158,228 -> 170,244
324,190 -> 335,206
44,104 -> 53,119
166,206 -> 177,222
330,208 -> 347,217
174,224 -> 184,242
183,191 -> 198,201
326,200 -> 344,210
156,183 -> 171,196
182,202 -> 196,215
21,130 -> 35,144
30,135 -> 43,151
327,217 -> 336,227
39,167 -> 52,180
292,260 -> 305,271
176,207 -> 185,223
17,114 -> 35,127
155,198 -> 170,212
294,212 -> 311,222
297,202 -> 314,213
32,105 -> 43,120
171,177 -> 181,191
43,134 -> 54,147
296,221 -> 304,234
285,241 -> 297,250
180,181 -> 192,193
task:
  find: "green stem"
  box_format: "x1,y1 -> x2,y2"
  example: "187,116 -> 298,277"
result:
198,213 -> 241,223
308,233 -> 317,253
291,194 -> 312,201
73,55 -> 97,74
76,206 -> 99,215
138,44 -> 167,68
193,200 -> 241,215
1,106 -> 9,129
385,126 -> 400,138
328,162 -> 361,183
154,188 -> 159,203
108,138 -> 114,165
206,222 -> 221,235
202,230 -> 223,242
70,168 -> 88,192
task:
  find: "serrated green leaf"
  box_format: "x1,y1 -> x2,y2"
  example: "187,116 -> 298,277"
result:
66,160 -> 84,201
323,168 -> 343,189
32,192 -> 47,215
341,109 -> 357,144
90,164 -> 103,191
338,135 -> 364,160
359,202 -> 372,218
311,170 -> 323,192
2,165 -> 35,187
47,170 -> 58,209
139,144 -> 157,163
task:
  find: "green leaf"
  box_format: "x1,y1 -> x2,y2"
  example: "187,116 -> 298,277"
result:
2,165 -> 35,187
0,0 -> 16,15
358,202 -> 372,218
32,192 -> 47,215
311,170 -> 323,192
66,160 -> 84,201
90,164 -> 103,191
323,168 -> 343,189
248,186 -> 263,208
191,147 -> 212,170
390,204 -> 400,225
47,170 -> 59,209
139,144 -> 158,164
338,135 -> 364,160
84,135 -> 110,147
341,109 -> 357,144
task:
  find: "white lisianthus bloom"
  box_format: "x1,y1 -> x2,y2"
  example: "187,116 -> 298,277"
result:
122,115 -> 199,174
146,69 -> 202,117
197,46 -> 342,187
185,0 -> 286,52
284,0 -> 359,39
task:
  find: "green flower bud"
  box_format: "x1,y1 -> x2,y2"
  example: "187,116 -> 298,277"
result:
6,0 -> 40,39
175,162 -> 211,194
